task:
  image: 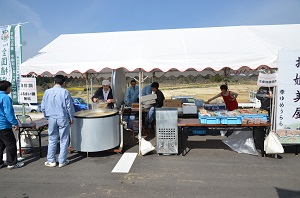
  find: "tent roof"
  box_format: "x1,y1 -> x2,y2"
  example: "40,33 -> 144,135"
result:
21,24 -> 300,76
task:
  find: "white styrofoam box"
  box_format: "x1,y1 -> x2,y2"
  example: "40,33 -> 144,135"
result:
182,103 -> 195,106
161,107 -> 183,112
143,99 -> 156,105
182,105 -> 197,114
141,94 -> 157,102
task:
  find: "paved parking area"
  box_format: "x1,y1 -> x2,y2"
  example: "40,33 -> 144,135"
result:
1,113 -> 300,197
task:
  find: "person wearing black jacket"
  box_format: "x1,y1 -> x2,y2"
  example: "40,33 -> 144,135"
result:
151,82 -> 165,108
256,86 -> 273,115
91,79 -> 114,109
145,82 -> 165,131
254,86 -> 273,151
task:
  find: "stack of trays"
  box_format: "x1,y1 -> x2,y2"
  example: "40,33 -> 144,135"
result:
240,114 -> 268,124
220,116 -> 242,124
198,110 -> 268,125
217,112 -> 242,124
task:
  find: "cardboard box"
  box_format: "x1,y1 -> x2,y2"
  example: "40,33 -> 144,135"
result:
131,103 -> 139,109
163,99 -> 182,107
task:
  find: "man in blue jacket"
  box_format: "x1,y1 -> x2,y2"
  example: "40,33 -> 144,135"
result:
42,75 -> 75,168
0,81 -> 24,169
142,84 -> 152,96
125,80 -> 139,107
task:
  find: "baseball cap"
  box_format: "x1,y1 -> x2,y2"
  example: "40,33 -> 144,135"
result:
102,79 -> 110,86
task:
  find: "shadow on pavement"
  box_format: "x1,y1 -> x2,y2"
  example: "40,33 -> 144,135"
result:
275,187 -> 300,198
187,139 -> 231,150
21,153 -> 41,166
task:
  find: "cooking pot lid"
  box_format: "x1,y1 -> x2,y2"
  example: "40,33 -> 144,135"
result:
111,68 -> 126,108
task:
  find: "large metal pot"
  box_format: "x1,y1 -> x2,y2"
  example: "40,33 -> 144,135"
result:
70,109 -> 120,152
71,68 -> 126,153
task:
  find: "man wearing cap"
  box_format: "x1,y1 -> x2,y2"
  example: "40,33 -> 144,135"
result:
92,79 -> 114,109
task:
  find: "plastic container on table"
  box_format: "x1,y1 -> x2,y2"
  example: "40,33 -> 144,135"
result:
240,114 -> 268,121
204,103 -> 226,111
198,112 -> 221,124
218,112 -> 242,124
219,116 -> 242,124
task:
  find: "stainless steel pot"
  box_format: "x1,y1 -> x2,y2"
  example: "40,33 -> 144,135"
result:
71,68 -> 126,152
70,109 -> 120,152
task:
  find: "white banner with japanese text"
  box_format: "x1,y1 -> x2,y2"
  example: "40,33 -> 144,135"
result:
257,72 -> 278,87
19,78 -> 37,103
0,24 -> 21,104
276,49 -> 300,144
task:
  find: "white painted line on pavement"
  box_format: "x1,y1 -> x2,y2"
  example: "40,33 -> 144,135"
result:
111,152 -> 137,173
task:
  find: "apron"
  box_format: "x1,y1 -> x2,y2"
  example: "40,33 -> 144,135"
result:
221,91 -> 238,111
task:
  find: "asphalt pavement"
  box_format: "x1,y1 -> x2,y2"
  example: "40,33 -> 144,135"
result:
1,113 -> 300,198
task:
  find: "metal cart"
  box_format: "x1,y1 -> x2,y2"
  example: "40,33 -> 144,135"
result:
156,108 -> 178,155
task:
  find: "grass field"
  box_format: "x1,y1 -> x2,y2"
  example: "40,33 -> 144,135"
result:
160,83 -> 258,102
38,83 -> 259,103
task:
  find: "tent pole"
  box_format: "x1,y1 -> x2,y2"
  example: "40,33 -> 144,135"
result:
138,69 -> 142,155
90,75 -> 93,110
271,86 -> 277,131
152,71 -> 155,82
86,73 -> 90,108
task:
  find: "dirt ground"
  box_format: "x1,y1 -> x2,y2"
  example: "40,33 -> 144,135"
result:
73,83 -> 259,103
161,84 -> 259,102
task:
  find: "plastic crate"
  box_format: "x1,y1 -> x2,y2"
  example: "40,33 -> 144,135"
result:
190,127 -> 206,135
198,113 -> 221,124
220,116 -> 242,124
240,114 -> 268,120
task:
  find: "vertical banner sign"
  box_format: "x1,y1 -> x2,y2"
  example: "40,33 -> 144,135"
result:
276,49 -> 300,144
0,24 -> 21,104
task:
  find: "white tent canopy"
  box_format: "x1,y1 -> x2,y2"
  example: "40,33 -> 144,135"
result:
21,24 -> 300,76
21,24 -> 300,155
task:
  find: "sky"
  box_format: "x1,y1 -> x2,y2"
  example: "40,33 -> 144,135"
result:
1,0 -> 300,61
